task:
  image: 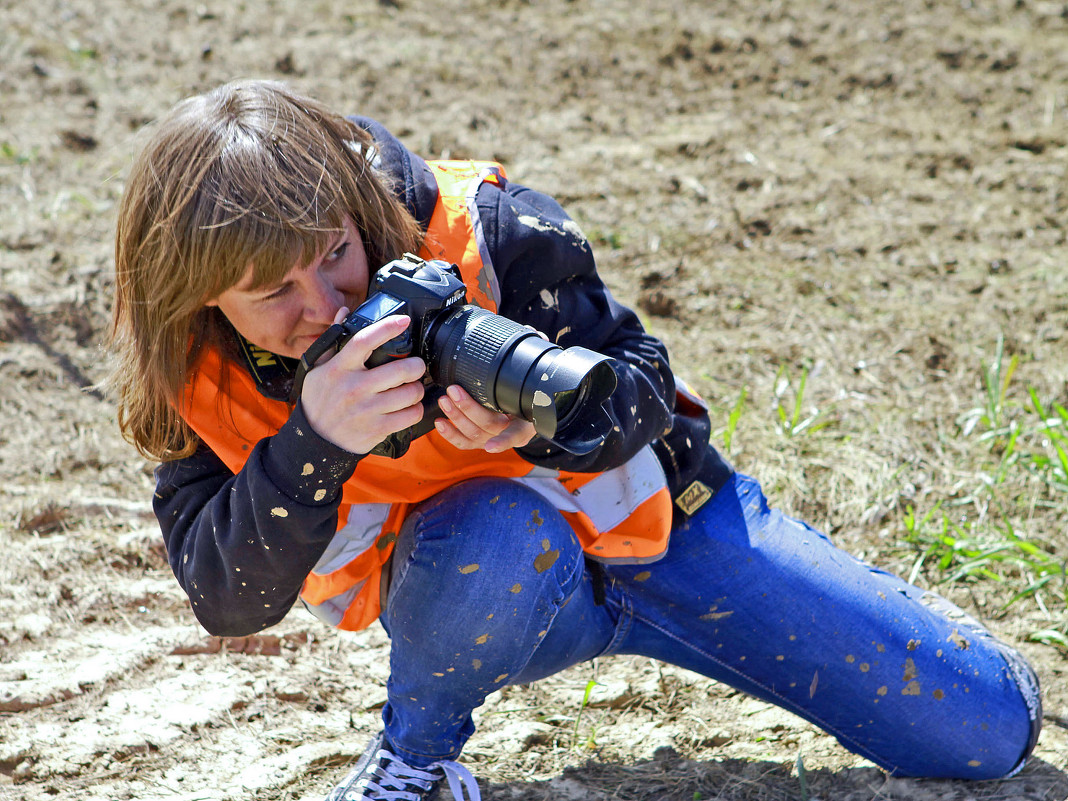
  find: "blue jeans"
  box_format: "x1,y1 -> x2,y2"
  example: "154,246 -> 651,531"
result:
379,473 -> 1041,778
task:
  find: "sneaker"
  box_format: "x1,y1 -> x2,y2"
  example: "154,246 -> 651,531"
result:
325,731 -> 481,801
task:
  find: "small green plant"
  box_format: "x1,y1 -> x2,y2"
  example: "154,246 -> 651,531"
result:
1029,627 -> 1068,650
958,334 -> 1018,437
1024,389 -> 1068,495
586,227 -> 624,250
903,337 -> 1068,649
571,679 -> 600,751
901,502 -> 993,582
903,500 -> 1066,639
772,364 -> 830,438
66,41 -> 99,63
723,386 -> 747,454
1,142 -> 36,165
796,753 -> 810,801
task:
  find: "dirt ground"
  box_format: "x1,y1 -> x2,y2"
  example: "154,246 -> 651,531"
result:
2,0 -> 1068,799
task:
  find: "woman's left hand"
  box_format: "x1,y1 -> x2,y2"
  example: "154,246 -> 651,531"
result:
435,385 -> 536,453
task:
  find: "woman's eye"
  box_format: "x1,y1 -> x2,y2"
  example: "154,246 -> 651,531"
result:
261,285 -> 290,302
326,242 -> 349,263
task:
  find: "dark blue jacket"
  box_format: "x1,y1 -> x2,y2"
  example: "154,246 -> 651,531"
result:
155,118 -> 732,635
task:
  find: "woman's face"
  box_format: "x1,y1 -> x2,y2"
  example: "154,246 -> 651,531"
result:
206,217 -> 370,358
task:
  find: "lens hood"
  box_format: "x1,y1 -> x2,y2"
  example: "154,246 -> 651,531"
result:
522,347 -> 617,454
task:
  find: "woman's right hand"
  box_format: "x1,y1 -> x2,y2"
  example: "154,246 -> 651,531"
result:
299,313 -> 427,455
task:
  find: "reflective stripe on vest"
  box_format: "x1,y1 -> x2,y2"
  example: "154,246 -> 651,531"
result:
181,159 -> 672,633
510,446 -> 669,564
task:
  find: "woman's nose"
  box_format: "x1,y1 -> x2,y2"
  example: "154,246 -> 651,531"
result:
302,274 -> 344,324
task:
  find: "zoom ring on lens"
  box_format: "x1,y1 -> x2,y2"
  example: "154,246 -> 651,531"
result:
431,307 -> 530,411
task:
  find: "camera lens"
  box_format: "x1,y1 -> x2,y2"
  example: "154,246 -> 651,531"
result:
427,306 -> 546,411
426,306 -> 617,453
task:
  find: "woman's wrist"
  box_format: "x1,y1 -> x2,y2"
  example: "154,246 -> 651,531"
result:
259,401 -> 363,506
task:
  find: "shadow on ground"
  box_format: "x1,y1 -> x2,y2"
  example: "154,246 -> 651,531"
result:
483,750 -> 1068,801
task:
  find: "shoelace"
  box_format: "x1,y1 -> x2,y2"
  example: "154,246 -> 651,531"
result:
434,759 -> 481,801
356,750 -> 481,801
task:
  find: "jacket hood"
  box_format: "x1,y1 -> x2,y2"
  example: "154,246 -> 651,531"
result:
349,116 -> 439,229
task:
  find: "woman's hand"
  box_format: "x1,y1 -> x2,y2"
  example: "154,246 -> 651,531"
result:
435,385 -> 536,453
299,312 -> 427,455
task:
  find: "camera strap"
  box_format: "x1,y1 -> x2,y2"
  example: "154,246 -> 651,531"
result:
288,323 -> 348,404
232,332 -> 301,402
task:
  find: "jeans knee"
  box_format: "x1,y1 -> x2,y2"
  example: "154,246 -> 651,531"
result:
915,592 -> 1043,777
990,641 -> 1043,777
872,641 -> 1043,779
387,478 -> 585,619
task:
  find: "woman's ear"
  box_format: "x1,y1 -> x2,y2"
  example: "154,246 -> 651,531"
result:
204,298 -> 219,308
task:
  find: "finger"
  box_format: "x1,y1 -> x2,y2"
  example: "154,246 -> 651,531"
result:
523,324 -> 550,342
439,389 -> 510,440
349,400 -> 426,456
443,385 -> 512,432
437,395 -> 501,442
484,419 -> 537,452
298,360 -> 425,455
307,307 -> 351,368
432,416 -> 476,450
357,355 -> 427,393
434,412 -> 534,453
333,314 -> 412,369
359,377 -> 426,416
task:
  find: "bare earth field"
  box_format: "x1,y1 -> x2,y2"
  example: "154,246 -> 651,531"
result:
2,0 -> 1068,799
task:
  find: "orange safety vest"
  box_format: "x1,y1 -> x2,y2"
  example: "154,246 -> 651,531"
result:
181,160 -> 673,632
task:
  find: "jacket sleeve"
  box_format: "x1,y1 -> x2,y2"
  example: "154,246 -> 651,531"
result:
479,181 -> 676,473
153,402 -> 361,636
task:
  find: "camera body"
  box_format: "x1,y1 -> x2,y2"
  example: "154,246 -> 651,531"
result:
341,255 -> 468,370
298,253 -> 618,458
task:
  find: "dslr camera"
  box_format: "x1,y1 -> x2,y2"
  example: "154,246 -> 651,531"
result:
295,254 -> 617,458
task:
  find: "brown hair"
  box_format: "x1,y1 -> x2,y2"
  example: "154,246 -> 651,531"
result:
110,79 -> 423,461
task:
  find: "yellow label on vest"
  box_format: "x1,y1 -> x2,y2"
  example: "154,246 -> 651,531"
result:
676,480 -> 713,516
